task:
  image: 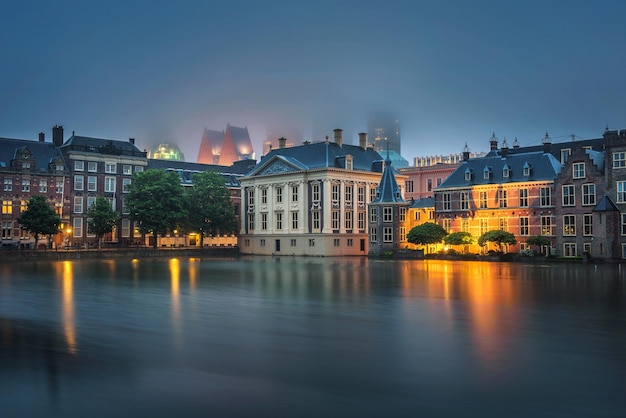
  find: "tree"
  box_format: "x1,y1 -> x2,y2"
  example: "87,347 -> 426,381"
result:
126,169 -> 186,248
478,230 -> 517,252
184,171 -> 238,247
443,231 -> 474,252
17,195 -> 61,250
407,222 -> 448,247
526,235 -> 551,254
87,197 -> 120,250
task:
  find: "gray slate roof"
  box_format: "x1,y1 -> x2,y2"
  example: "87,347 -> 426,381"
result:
371,158 -> 405,204
147,159 -> 245,187
593,195 -> 620,212
248,141 -> 383,176
0,137 -> 64,172
62,135 -> 146,157
410,197 -> 435,209
438,151 -> 562,189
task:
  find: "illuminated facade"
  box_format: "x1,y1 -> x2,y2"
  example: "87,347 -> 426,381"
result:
196,124 -> 255,166
148,143 -> 185,161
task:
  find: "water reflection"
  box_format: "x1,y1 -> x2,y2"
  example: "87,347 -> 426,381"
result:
58,260 -> 77,354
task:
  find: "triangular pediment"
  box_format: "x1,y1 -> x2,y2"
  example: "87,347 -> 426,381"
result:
247,155 -> 307,177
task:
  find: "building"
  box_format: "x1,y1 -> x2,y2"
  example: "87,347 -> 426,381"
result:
196,124 -> 255,166
368,112 -> 401,155
0,130 -> 70,249
148,143 -> 185,161
238,130 -> 385,256
197,128 -> 225,165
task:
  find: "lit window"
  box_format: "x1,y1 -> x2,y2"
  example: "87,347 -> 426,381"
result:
563,215 -> 576,236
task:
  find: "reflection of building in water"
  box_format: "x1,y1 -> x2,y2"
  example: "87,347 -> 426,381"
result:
60,261 -> 76,354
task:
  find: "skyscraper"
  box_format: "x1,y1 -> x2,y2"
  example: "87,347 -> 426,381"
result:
367,112 -> 401,155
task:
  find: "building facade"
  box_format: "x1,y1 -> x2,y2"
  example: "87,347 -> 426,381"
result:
238,130 -> 385,256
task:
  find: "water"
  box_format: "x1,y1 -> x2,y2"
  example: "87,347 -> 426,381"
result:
1,257 -> 625,418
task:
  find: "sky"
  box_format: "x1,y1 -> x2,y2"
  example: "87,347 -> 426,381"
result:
2,0 -> 626,163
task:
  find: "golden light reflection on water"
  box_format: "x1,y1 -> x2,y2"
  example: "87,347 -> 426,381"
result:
59,261 -> 76,354
188,258 -> 199,293
169,258 -> 181,337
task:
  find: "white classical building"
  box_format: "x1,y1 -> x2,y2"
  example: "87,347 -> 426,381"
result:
238,130 -> 386,256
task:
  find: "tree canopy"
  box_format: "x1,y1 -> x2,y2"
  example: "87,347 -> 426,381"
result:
126,169 -> 186,248
17,195 -> 61,250
443,231 -> 474,246
478,230 -> 517,252
407,222 -> 447,246
87,197 -> 120,249
526,235 -> 551,249
184,171 -> 237,247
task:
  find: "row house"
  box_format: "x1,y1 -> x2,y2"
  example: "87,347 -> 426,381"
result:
238,130 -> 385,256
0,132 -> 70,249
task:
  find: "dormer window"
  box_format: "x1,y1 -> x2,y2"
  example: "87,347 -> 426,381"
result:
346,155 -> 353,170
523,162 -> 531,176
483,166 -> 492,180
464,168 -> 473,181
502,164 -> 510,178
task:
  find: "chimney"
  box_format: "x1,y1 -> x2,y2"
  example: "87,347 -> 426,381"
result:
129,138 -> 135,145
278,137 -> 286,149
542,131 -> 552,154
462,143 -> 471,161
334,128 -> 343,147
358,132 -> 367,149
489,132 -> 498,151
501,138 -> 509,157
52,125 -> 64,147
38,132 -> 45,142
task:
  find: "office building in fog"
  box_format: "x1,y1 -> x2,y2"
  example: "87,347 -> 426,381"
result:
368,112 -> 401,155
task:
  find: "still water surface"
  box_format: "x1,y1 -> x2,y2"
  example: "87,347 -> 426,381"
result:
1,257 -> 625,417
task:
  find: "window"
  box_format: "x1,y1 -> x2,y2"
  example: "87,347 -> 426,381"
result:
498,189 -> 507,208
617,181 -> 626,203
464,168 -> 473,181
312,211 -> 320,231
309,238 -> 315,247
399,207 -> 406,222
332,184 -> 339,202
312,183 -> 320,202
561,149 -> 571,164
247,213 -> 254,231
460,192 -> 469,210
479,191 -> 487,209
479,219 -> 488,235
370,227 -> 378,243
3,178 -> 12,192
261,213 -> 267,230
38,180 -> 47,193
582,184 -> 596,206
442,193 -> 451,211
572,162 -> 585,179
541,216 -> 553,236
2,200 -> 12,215
563,215 -> 576,236
87,196 -> 96,208
105,162 -> 116,174
483,166 -> 491,180
73,218 -> 83,238
88,176 -> 97,191
56,180 -> 63,194
74,196 -> 83,213
523,163 -> 531,176
20,200 -> 27,212
383,226 -> 393,242
121,219 -> 131,238
135,166 -> 143,173
358,186 -> 365,204
540,187 -> 551,206
276,187 -> 283,203
347,238 -> 354,247
383,207 -> 393,222
345,211 -> 353,230
437,178 -> 442,187
74,175 -> 84,191
520,217 -> 529,235
502,164 -> 510,178
248,189 -> 255,206
276,212 -> 283,230
563,243 -> 577,257
261,188 -> 267,204
333,238 -> 340,247
290,239 -> 296,247
427,179 -> 432,191
123,178 -> 131,193
400,227 -> 407,242
88,161 -> 97,172
291,212 -> 298,229
74,161 -> 84,171
499,217 -> 507,231
519,188 -> 528,207
461,218 -> 469,233
370,207 -> 378,223
583,214 -> 593,236
562,185 -> 575,206
406,181 -> 414,192
345,185 -> 352,203
260,239 -> 266,247
1,221 -> 12,239
121,197 -> 129,214
358,212 -> 365,230
622,214 -> 626,236
443,219 -> 451,232
613,152 -> 626,168
331,210 -> 339,229
291,185 -> 298,202
105,177 -> 116,193
123,165 -> 132,175
21,179 -> 30,192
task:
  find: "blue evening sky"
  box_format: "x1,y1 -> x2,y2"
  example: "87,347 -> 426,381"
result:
2,0 -> 625,161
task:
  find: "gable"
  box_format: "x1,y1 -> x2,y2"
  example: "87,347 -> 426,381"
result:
257,159 -> 301,176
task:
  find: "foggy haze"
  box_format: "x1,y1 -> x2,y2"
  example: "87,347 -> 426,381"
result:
2,1 -> 626,163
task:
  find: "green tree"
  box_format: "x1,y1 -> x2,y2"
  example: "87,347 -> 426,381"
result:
526,235 -> 551,253
478,230 -> 517,252
443,231 -> 474,252
87,197 -> 120,250
184,171 -> 238,247
126,169 -> 186,248
17,195 -> 61,250
407,222 -> 448,247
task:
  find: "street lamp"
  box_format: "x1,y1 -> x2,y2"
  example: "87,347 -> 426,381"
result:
65,228 -> 72,248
